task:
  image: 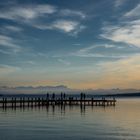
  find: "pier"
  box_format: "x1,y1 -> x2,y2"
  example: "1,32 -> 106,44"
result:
0,93 -> 116,108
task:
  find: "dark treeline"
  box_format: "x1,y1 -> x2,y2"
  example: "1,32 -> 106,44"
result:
0,92 -> 140,99
103,92 -> 140,98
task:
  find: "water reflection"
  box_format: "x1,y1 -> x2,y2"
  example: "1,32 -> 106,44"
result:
0,99 -> 140,140
0,103 -> 116,118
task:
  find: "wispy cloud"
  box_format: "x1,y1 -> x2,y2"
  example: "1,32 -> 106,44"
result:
34,20 -> 85,35
0,25 -> 23,35
0,3 -> 86,35
58,59 -> 71,66
0,35 -> 22,53
101,3 -> 140,48
73,43 -> 81,46
3,25 -> 23,32
101,20 -> 140,47
124,4 -> 140,18
52,20 -> 79,32
0,49 -> 12,54
72,44 -> 136,58
0,4 -> 57,21
22,61 -> 35,65
59,9 -> 86,19
114,0 -> 127,8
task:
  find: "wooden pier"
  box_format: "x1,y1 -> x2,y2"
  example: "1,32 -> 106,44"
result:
0,94 -> 116,108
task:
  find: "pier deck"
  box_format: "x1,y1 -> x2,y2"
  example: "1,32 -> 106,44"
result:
0,96 -> 116,108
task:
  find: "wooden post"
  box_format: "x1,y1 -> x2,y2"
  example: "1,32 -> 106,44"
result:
2,98 -> 4,108
12,98 -> 13,107
103,97 -> 105,106
14,98 -> 16,107
20,97 -> 22,107
95,101 -> 97,106
23,97 -> 25,107
38,98 -> 40,106
27,98 -> 30,107
5,98 -> 7,108
92,98 -> 93,106
107,101 -> 109,106
41,98 -> 44,106
35,98 -> 37,106
52,93 -> 55,105
30,98 -> 32,107
113,98 -> 116,106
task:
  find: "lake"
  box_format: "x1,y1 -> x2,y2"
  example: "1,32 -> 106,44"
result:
0,98 -> 140,140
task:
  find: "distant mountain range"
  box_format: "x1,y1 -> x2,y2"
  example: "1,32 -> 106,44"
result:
0,85 -> 69,90
0,85 -> 72,94
0,85 -> 140,97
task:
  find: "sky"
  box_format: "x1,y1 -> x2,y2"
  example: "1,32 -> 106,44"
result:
0,0 -> 140,89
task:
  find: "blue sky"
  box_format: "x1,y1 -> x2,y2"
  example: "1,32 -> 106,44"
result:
0,0 -> 140,89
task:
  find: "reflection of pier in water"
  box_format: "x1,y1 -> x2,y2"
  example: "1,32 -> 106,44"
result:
0,93 -> 116,108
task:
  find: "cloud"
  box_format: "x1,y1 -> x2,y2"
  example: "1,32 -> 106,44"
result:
101,3 -> 140,47
22,61 -> 35,65
59,9 -> 86,19
0,4 -> 57,21
51,20 -> 85,35
0,35 -> 22,53
114,0 -> 127,8
0,49 -> 12,54
73,43 -> 81,46
103,44 -> 116,48
26,61 -> 35,65
4,25 -> 23,32
0,25 -> 23,35
0,3 -> 86,35
101,19 -> 140,47
58,59 -> 71,66
72,44 -> 138,58
124,4 -> 140,18
52,20 -> 79,32
34,20 -> 85,35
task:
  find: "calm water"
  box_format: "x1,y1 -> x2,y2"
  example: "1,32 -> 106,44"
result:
0,98 -> 140,140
